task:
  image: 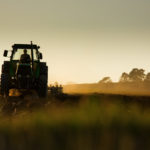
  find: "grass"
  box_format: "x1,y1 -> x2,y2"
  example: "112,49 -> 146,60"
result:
0,94 -> 150,150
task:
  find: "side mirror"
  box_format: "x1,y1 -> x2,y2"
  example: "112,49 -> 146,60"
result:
3,50 -> 8,57
39,53 -> 43,59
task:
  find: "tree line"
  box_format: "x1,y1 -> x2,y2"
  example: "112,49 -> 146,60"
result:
99,68 -> 150,83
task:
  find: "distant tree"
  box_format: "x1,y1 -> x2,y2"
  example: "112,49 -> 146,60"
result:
144,72 -> 150,82
99,77 -> 112,83
119,72 -> 129,82
129,68 -> 145,82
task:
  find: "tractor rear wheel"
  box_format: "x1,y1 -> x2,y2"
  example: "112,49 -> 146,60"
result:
38,75 -> 47,98
37,63 -> 48,98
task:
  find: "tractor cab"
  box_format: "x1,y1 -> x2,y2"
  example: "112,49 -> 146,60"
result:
1,42 -> 48,97
3,43 -> 42,89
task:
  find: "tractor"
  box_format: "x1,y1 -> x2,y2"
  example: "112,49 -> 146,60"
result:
1,42 -> 48,98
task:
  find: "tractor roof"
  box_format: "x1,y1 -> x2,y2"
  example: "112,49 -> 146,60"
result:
12,44 -> 39,49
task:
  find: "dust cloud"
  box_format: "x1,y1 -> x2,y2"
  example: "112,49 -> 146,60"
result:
63,82 -> 150,96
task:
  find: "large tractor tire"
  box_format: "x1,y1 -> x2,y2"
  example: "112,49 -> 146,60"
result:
38,75 -> 48,97
37,63 -> 48,98
40,63 -> 48,75
1,62 -> 10,97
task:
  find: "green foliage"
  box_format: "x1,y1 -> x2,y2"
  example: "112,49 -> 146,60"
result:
0,95 -> 150,150
144,72 -> 150,82
120,72 -> 129,82
120,68 -> 146,82
99,77 -> 112,83
129,68 -> 145,82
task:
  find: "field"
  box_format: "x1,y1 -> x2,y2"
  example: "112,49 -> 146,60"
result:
0,93 -> 150,150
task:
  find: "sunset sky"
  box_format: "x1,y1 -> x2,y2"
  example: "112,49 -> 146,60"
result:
0,0 -> 150,84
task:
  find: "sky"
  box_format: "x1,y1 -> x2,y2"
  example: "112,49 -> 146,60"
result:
0,0 -> 150,84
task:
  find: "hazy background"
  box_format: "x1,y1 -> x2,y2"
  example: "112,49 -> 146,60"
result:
0,0 -> 150,84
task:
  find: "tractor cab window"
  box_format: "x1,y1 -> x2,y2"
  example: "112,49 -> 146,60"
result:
12,48 -> 38,61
